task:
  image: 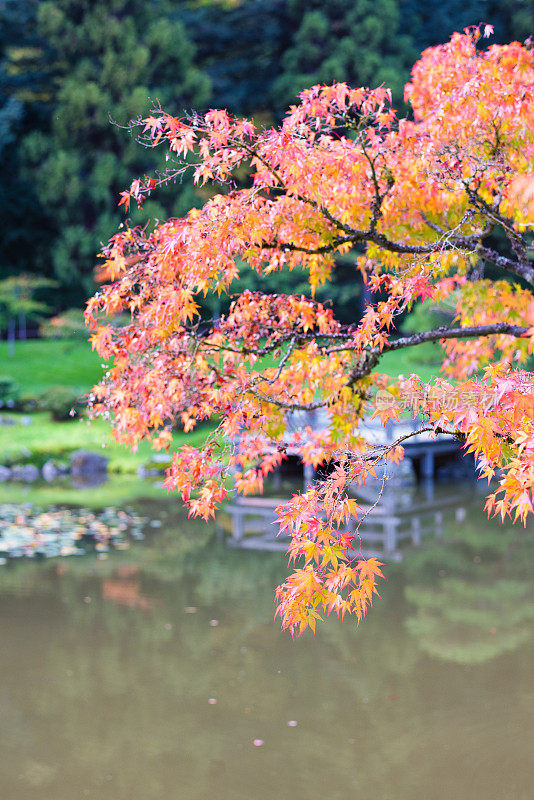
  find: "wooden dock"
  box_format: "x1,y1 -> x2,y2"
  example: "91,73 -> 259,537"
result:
358,416 -> 463,481
233,412 -> 466,490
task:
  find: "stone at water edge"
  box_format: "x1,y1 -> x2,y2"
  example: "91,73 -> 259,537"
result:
69,450 -> 108,476
137,465 -> 161,479
0,465 -> 11,481
42,460 -> 68,482
11,464 -> 40,482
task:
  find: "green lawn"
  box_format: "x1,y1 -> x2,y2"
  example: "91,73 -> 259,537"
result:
0,411 -> 210,472
380,341 -> 445,385
0,338 -> 210,472
0,337 -> 444,474
0,338 -> 104,395
0,474 -> 170,507
0,336 -> 444,397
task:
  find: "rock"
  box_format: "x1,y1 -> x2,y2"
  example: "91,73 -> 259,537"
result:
0,465 -> 12,481
137,465 -> 160,479
20,416 -> 33,426
12,464 -> 40,482
42,460 -> 69,482
23,464 -> 40,482
42,460 -> 63,482
69,450 -> 108,477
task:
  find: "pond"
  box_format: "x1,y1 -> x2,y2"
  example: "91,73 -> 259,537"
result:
0,478 -> 533,800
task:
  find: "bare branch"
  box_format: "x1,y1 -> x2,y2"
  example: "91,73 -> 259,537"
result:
348,322 -> 529,382
247,387 -> 326,411
476,244 -> 534,285
385,321 -> 529,352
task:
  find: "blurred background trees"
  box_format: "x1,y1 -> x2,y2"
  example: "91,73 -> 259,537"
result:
16,0 -> 210,304
271,0 -> 415,111
0,0 -> 532,315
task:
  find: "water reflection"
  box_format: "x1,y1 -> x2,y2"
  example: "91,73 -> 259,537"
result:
0,492 -> 532,800
402,505 -> 534,665
219,480 -> 474,561
405,578 -> 534,663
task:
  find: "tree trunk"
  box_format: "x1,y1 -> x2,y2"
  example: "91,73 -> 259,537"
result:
8,317 -> 15,357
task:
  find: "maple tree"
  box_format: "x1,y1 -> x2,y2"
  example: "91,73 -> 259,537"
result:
86,28 -> 534,635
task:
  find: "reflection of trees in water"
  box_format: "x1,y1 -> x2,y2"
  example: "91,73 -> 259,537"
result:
0,518 -> 308,798
187,544 -> 286,605
406,579 -> 534,664
1,496 -> 534,799
403,508 -> 534,664
0,591 -> 430,799
4,567 -> 533,800
0,558 -> 60,596
0,517 -> 438,798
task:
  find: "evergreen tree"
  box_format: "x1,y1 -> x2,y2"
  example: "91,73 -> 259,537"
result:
20,0 -> 211,304
5,0 -> 530,314
272,0 -> 415,111
179,0 -> 289,117
399,0 -> 533,52
0,0 -> 54,285
502,0 -> 534,41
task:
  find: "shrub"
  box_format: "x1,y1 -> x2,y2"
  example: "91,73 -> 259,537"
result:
402,297 -> 457,335
40,308 -> 131,340
38,385 -> 85,421
39,308 -> 87,339
15,393 -> 40,412
0,375 -> 20,408
4,447 -> 71,470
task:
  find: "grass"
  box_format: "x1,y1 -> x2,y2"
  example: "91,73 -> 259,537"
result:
0,412 -> 211,472
0,336 -> 444,476
0,336 -> 444,396
380,341 -> 445,385
0,338 -> 104,395
0,338 -> 212,472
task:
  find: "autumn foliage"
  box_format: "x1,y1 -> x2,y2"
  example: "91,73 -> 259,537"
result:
86,28 -> 534,634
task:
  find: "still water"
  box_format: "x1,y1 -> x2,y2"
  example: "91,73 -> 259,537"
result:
0,483 -> 533,800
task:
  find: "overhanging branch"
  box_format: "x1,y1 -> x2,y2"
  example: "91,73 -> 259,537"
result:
385,322 -> 529,351
348,321 -> 529,382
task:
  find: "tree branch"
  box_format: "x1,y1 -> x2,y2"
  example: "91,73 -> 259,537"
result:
263,229 -> 460,258
475,245 -> 534,285
384,321 -> 529,352
247,387 -> 326,411
348,321 -> 529,382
